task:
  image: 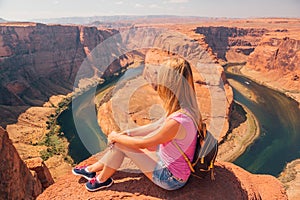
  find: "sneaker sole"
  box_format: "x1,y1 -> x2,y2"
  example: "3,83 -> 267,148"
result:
72,169 -> 94,181
85,179 -> 114,192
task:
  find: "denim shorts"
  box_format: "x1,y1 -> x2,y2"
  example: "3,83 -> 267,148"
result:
152,160 -> 187,190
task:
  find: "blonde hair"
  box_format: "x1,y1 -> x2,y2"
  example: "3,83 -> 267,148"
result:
157,57 -> 203,134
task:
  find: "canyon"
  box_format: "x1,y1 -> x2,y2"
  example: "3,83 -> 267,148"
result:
0,23 -> 130,127
193,19 -> 300,105
0,18 -> 298,199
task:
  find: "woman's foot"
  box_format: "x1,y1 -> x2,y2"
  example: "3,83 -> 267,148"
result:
72,166 -> 96,180
85,177 -> 114,192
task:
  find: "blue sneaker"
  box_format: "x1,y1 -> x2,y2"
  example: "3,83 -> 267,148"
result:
85,177 -> 114,192
72,166 -> 96,180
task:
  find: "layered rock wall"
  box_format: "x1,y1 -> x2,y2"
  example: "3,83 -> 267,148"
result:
195,25 -> 300,105
0,23 -> 129,127
195,26 -> 267,62
242,36 -> 300,104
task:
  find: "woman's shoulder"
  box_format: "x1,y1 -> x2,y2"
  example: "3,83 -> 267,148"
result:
168,109 -> 193,124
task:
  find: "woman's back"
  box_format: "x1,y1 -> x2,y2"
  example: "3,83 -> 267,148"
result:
159,109 -> 197,180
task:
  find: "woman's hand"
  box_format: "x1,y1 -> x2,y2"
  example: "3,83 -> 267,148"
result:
108,131 -> 119,144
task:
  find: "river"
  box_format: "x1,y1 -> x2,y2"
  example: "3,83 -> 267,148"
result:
58,67 -> 300,176
57,66 -> 144,163
226,73 -> 300,176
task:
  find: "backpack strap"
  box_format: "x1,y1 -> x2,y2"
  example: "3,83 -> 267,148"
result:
171,109 -> 199,173
172,109 -> 215,179
172,140 -> 195,172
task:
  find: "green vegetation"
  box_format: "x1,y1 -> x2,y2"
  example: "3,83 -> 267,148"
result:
39,69 -> 127,163
40,97 -> 72,162
39,77 -> 107,163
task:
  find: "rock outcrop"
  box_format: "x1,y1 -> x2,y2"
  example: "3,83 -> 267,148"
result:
37,153 -> 287,200
0,127 -> 42,199
279,159 -> 300,200
25,157 -> 55,189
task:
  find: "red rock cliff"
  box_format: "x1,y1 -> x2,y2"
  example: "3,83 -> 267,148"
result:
0,127 -> 42,199
0,23 -> 130,127
242,36 -> 300,104
195,26 -> 267,62
194,24 -> 300,105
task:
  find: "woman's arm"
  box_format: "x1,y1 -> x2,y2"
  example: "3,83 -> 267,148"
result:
109,118 -> 180,150
120,116 -> 165,137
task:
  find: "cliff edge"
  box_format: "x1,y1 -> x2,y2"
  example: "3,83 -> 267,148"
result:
37,153 -> 287,200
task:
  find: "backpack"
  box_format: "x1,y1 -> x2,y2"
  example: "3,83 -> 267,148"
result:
173,110 -> 219,180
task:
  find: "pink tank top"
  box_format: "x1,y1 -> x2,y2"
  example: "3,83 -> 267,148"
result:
158,109 -> 197,180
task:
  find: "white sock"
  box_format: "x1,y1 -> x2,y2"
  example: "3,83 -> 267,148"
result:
85,167 -> 90,172
96,176 -> 102,183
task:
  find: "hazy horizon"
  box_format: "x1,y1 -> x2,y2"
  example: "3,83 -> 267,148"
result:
0,0 -> 299,22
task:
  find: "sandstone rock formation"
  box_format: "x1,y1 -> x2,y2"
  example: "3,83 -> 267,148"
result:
0,23 -> 134,187
0,127 -> 42,199
37,153 -> 287,200
0,20 -> 295,199
25,157 -> 54,189
0,23 -> 130,127
5,95 -> 73,182
193,19 -> 300,199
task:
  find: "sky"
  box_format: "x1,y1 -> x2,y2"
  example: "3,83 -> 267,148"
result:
0,0 -> 299,21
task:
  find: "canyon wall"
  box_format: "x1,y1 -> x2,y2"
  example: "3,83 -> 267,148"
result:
0,23 -> 129,127
0,23 -> 130,195
195,26 -> 267,63
195,22 -> 300,200
242,36 -> 300,104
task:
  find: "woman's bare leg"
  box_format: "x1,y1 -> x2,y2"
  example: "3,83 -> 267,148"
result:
86,162 -> 104,172
97,165 -> 117,182
97,143 -> 158,182
87,123 -> 158,175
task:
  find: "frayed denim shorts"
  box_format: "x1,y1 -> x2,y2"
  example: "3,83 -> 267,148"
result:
152,160 -> 187,190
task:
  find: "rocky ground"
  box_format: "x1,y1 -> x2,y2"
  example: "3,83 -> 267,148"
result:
278,159 -> 300,200
37,153 -> 287,200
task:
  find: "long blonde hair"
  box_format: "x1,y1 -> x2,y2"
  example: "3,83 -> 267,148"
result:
157,57 -> 204,135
